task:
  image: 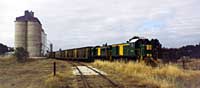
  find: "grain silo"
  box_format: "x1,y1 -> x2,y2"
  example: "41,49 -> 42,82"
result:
15,10 -> 47,57
27,21 -> 42,57
41,29 -> 47,56
15,21 -> 27,50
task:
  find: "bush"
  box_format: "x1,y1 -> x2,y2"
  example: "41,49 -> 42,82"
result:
14,47 -> 29,62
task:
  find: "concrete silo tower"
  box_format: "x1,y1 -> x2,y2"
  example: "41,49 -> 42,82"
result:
15,21 -> 27,50
27,21 -> 42,56
15,10 -> 47,57
41,29 -> 47,55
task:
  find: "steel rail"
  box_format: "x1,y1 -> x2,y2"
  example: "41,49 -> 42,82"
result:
69,62 -> 91,88
78,62 -> 120,88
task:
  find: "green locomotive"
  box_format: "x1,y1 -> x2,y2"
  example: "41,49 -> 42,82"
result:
92,37 -> 160,65
49,36 -> 161,65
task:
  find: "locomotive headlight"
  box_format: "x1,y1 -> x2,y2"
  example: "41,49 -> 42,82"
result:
147,54 -> 152,57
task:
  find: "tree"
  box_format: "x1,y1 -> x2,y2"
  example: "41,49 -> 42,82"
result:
0,43 -> 9,55
14,47 -> 29,62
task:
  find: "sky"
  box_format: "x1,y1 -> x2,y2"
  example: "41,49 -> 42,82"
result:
0,0 -> 200,50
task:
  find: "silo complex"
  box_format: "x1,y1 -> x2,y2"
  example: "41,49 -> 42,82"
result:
15,10 -> 47,57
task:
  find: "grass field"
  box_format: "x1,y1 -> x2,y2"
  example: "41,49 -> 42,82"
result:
0,56 -> 76,88
1,56 -> 200,88
92,60 -> 200,88
176,58 -> 200,70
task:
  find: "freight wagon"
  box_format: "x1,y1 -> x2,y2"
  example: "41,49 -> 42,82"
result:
54,47 -> 94,61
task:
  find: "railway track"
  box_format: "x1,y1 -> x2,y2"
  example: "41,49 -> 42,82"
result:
69,62 -> 91,88
78,62 -> 120,87
69,61 -> 121,88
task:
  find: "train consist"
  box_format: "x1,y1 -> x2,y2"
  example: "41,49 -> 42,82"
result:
48,36 -> 161,65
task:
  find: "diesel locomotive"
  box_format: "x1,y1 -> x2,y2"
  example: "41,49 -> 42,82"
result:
48,36 -> 161,65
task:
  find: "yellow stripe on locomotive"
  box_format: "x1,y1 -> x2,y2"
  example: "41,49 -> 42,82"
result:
97,47 -> 101,56
118,44 -> 124,56
119,44 -> 129,56
74,49 -> 77,58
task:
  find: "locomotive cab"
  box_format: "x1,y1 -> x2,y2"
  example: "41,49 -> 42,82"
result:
133,38 -> 158,66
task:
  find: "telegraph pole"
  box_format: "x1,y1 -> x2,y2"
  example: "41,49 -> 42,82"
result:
50,43 -> 53,57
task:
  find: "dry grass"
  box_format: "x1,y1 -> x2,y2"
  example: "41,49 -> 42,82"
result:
0,55 -> 17,63
92,60 -> 200,88
0,56 -> 75,88
177,58 -> 200,70
44,71 -> 74,88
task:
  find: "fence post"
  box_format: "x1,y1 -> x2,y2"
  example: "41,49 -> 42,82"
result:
53,62 -> 56,76
182,59 -> 185,69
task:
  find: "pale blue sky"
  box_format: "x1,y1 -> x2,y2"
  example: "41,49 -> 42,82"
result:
0,0 -> 200,50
